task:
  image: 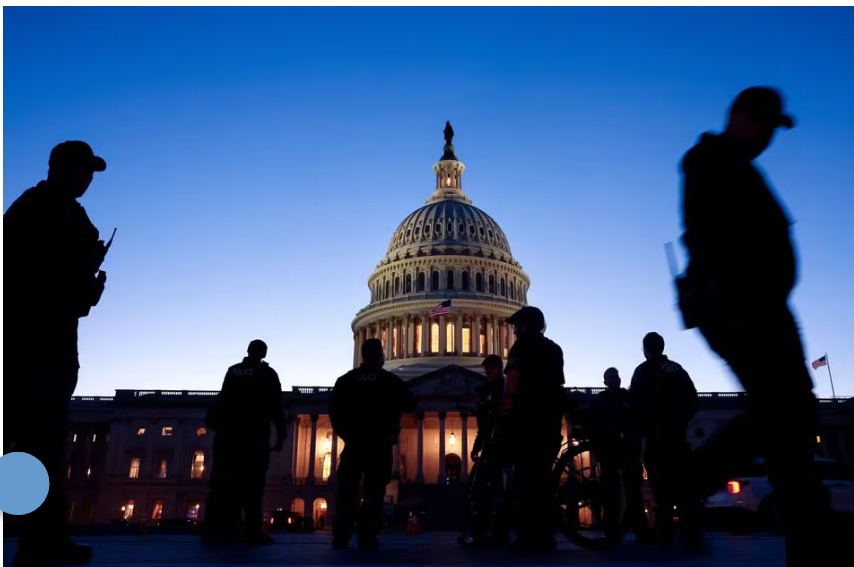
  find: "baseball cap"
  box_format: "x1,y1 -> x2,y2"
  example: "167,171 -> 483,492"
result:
730,86 -> 795,129
481,354 -> 503,367
49,141 -> 107,172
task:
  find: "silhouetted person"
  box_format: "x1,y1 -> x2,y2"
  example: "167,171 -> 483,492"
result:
460,354 -> 510,546
629,332 -> 699,548
329,338 -> 416,550
589,368 -> 650,542
503,306 -> 565,551
4,141 -> 110,566
203,339 -> 286,546
679,86 -> 844,566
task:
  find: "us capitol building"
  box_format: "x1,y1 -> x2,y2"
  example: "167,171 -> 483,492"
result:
48,124 -> 853,530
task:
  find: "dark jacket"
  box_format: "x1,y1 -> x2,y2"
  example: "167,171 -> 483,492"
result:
680,132 -> 797,311
629,355 -> 698,442
589,386 -> 632,451
472,377 -> 504,457
505,334 -> 566,430
4,181 -> 107,321
206,357 -> 287,446
328,364 -> 416,446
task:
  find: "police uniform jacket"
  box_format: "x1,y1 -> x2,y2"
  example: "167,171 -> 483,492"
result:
629,355 -> 698,442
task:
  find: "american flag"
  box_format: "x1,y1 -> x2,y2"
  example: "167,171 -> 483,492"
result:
429,299 -> 452,317
811,355 -> 827,370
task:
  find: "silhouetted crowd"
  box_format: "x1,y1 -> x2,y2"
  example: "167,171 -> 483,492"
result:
4,86 -> 847,567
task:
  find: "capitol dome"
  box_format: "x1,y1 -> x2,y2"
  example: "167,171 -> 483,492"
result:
350,122 -> 531,377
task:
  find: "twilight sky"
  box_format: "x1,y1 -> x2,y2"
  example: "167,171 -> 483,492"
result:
3,6 -> 853,398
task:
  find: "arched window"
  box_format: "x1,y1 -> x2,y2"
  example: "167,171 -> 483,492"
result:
384,280 -> 390,299
394,276 -> 400,296
431,271 -> 440,290
447,270 -> 455,290
475,273 -> 483,292
417,272 -> 425,292
462,322 -> 472,354
500,278 -> 506,297
430,322 -> 440,354
405,274 -> 412,293
510,281 -> 515,300
488,275 -> 495,294
446,322 -> 455,353
291,498 -> 305,516
461,271 -> 470,291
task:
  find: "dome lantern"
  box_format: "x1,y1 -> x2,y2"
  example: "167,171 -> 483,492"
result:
428,121 -> 470,205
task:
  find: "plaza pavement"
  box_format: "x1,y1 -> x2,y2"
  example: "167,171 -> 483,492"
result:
2,531 -> 790,567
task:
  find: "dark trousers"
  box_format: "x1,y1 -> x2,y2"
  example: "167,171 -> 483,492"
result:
4,319 -> 79,550
465,457 -> 511,540
644,435 -> 696,542
693,303 -> 832,562
332,441 -> 392,542
205,437 -> 270,540
511,431 -> 562,544
594,441 -> 649,537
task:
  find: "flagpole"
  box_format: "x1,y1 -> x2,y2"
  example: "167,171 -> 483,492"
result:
825,353 -> 837,400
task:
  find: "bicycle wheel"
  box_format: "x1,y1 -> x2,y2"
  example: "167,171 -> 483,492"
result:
553,440 -> 628,550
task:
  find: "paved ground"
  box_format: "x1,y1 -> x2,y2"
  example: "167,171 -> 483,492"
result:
2,531 -> 790,566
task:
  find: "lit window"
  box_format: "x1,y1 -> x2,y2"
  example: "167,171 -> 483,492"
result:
129,458 -> 141,479
446,322 -> 455,353
161,427 -> 173,437
152,500 -> 164,520
196,427 -> 207,438
430,322 -> 439,353
414,322 -> 422,355
816,435 -> 821,444
122,499 -> 135,520
322,452 -> 332,481
136,427 -> 146,436
462,324 -> 471,354
191,451 -> 205,479
187,501 -> 200,520
158,459 -> 168,479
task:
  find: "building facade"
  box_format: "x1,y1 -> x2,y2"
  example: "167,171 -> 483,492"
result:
52,125 -> 854,529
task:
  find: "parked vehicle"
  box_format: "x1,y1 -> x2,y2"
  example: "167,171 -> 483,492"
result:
704,457 -> 854,533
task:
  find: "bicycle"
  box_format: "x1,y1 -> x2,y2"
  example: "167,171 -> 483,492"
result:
553,396 -> 634,550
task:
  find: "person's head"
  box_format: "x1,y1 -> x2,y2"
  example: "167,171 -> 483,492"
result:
46,141 -> 107,199
361,338 -> 385,368
642,332 -> 665,361
724,86 -> 794,160
247,339 -> 268,360
481,354 -> 504,380
506,306 -> 546,338
603,367 -> 621,389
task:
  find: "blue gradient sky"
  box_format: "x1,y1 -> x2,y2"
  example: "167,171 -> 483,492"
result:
4,7 -> 853,397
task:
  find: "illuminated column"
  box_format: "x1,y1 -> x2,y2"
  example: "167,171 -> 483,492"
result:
415,411 -> 425,484
421,314 -> 429,357
288,415 -> 300,482
307,414 -> 318,485
330,433 -> 339,481
474,314 -> 482,357
398,319 -> 405,358
439,315 -> 447,355
486,316 -> 494,354
461,412 -> 469,482
492,317 -> 500,355
455,313 -> 463,355
438,411 -> 446,484
406,316 -> 414,358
